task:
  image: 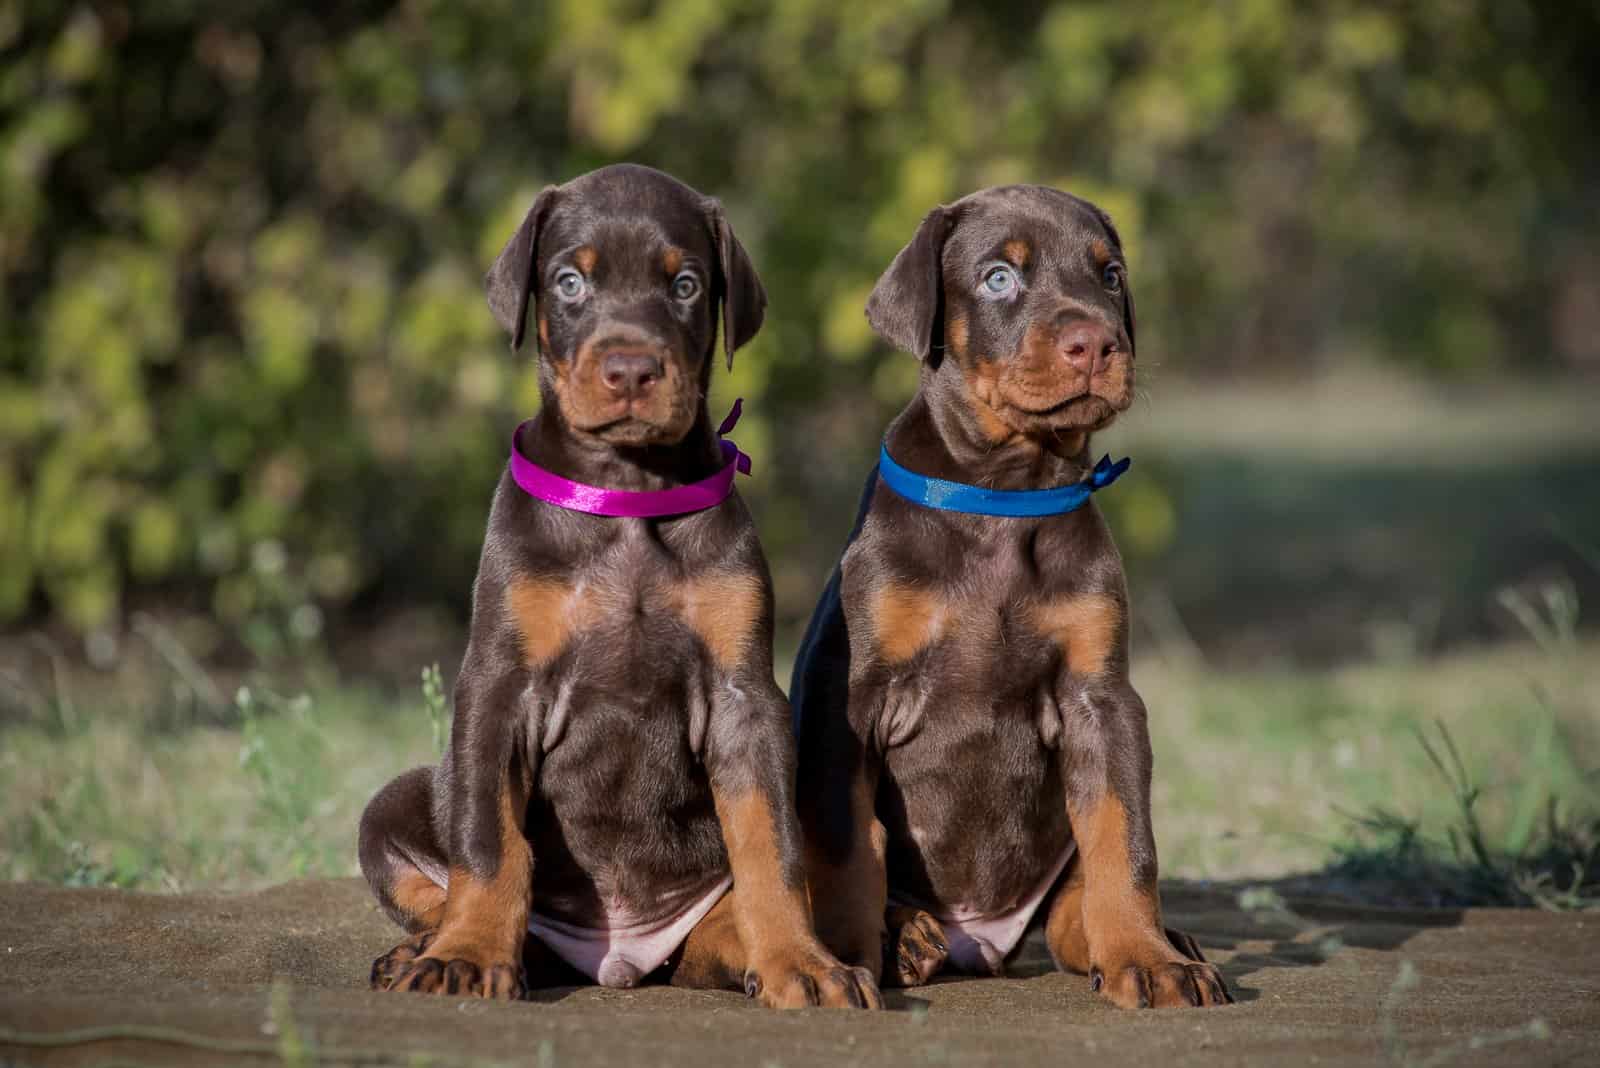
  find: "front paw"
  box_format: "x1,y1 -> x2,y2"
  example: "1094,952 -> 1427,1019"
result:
883,907 -> 949,988
370,930 -> 435,990
382,938 -> 527,1000
1090,932 -> 1232,1009
746,946 -> 883,1009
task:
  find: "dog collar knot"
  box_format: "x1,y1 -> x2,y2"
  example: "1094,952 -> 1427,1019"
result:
510,400 -> 752,518
878,443 -> 1130,517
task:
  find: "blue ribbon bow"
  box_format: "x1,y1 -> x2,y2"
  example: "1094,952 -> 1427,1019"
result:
877,444 -> 1131,518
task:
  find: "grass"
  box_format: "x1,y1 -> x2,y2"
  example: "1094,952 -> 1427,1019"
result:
2,627 -> 1597,906
1141,632 -> 1599,900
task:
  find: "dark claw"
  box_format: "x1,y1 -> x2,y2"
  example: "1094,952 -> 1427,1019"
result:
744,973 -> 762,999
444,959 -> 478,996
398,957 -> 444,993
796,972 -> 820,1006
835,968 -> 865,1009
1180,967 -> 1202,1007
851,967 -> 883,1010
1090,967 -> 1104,992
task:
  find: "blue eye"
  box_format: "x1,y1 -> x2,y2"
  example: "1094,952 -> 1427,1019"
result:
555,268 -> 586,300
1103,264 -> 1123,292
671,272 -> 700,301
982,264 -> 1017,296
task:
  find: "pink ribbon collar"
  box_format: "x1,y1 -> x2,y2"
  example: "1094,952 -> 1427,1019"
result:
509,400 -> 752,518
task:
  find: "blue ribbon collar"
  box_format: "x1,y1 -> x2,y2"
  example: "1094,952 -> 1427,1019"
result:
877,443 -> 1131,518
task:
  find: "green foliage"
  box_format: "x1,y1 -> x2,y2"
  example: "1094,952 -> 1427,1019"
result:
421,661 -> 449,757
236,686 -> 339,877
1332,721 -> 1600,909
2,1 -> 1596,638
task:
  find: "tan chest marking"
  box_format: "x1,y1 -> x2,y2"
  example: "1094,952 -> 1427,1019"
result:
1026,593 -> 1121,676
671,572 -> 764,669
509,570 -> 763,671
872,582 -> 955,665
506,577 -> 597,666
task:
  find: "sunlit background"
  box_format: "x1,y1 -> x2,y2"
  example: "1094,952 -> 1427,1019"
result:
2,1 -> 1597,899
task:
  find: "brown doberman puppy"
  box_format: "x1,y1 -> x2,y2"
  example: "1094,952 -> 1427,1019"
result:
792,185 -> 1231,1009
359,164 -> 879,1009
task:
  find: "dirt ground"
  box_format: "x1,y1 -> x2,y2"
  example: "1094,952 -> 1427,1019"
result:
0,879 -> 1593,1066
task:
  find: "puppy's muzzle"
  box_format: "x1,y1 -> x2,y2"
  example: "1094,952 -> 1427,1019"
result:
600,349 -> 664,401
1054,316 -> 1122,379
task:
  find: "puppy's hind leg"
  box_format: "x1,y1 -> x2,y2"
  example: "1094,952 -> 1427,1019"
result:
359,766 -> 449,989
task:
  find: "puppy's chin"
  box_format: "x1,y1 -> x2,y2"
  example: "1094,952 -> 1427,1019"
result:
994,391 -> 1128,438
561,401 -> 695,448
592,418 -> 688,447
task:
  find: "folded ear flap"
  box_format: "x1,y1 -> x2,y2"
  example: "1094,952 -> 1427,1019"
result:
705,199 -> 767,370
485,185 -> 559,351
865,206 -> 950,360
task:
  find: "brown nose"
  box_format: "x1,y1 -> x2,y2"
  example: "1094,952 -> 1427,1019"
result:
600,351 -> 663,397
1058,321 -> 1119,376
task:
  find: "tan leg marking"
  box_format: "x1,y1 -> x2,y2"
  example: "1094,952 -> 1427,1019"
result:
391,868 -> 448,933
1043,853 -> 1090,973
1067,795 -> 1230,1008
670,890 -> 745,990
385,777 -> 531,999
427,781 -> 531,967
1073,795 -> 1161,960
715,790 -> 881,1009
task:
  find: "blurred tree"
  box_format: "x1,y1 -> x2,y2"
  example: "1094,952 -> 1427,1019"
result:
1,0 -> 1596,649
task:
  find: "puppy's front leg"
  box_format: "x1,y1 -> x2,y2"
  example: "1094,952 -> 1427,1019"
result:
388,669 -> 536,1000
706,678 -> 882,1009
1054,676 -> 1230,1008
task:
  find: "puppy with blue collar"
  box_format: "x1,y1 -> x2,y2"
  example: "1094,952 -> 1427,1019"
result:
792,185 -> 1232,1008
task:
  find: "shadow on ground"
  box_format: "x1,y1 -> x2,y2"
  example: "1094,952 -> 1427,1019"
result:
1,878 -> 1591,1066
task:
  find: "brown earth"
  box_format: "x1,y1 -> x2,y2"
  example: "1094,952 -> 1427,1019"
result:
0,879 -> 1594,1066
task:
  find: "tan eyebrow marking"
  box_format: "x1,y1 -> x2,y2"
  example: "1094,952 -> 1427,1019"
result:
1003,239 -> 1032,267
574,246 -> 598,273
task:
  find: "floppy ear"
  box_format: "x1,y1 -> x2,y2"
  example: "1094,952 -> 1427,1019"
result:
865,206 -> 950,360
705,199 -> 767,370
484,185 -> 558,352
1093,207 -> 1136,357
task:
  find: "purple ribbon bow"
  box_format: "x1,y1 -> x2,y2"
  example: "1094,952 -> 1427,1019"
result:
509,399 -> 752,518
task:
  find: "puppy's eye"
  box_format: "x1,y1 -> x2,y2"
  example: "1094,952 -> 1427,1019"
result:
1102,264 -> 1123,293
555,268 -> 586,300
671,272 -> 700,301
981,264 -> 1017,296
